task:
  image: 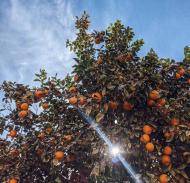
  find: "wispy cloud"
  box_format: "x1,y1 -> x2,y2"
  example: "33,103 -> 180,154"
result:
0,0 -> 75,84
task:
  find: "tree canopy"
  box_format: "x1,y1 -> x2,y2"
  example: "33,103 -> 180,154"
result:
0,12 -> 190,183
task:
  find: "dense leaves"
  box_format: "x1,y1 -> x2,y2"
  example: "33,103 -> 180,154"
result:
0,12 -> 190,182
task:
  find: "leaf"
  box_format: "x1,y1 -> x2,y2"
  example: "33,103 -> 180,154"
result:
55,177 -> 62,183
96,112 -> 104,123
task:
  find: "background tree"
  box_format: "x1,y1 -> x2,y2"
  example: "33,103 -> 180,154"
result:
0,12 -> 190,183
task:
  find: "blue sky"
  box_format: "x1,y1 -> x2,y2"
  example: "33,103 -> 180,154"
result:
0,0 -> 189,85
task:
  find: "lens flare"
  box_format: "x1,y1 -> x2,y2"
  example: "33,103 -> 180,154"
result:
72,106 -> 143,183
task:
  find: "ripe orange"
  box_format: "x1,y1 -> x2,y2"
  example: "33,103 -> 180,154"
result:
187,79 -> 190,85
10,149 -> 19,157
46,127 -> 52,134
97,57 -> 103,65
145,142 -> 154,152
95,37 -> 100,44
18,110 -> 28,118
38,132 -> 45,140
178,68 -> 185,76
9,130 -> 17,138
63,135 -> 72,142
55,151 -> 64,161
79,96 -> 86,105
9,178 -> 17,183
159,174 -> 168,183
175,73 -> 181,80
69,86 -> 77,93
143,125 -> 153,135
34,90 -> 44,99
69,96 -> 77,105
164,131 -> 174,140
149,90 -> 160,100
161,155 -> 171,166
20,103 -> 29,110
157,98 -> 166,106
95,35 -> 103,44
125,54 -> 133,62
74,74 -> 79,82
92,92 -> 102,102
42,103 -> 49,110
140,134 -> 150,143
109,101 -> 118,110
36,148 -> 43,156
147,99 -> 155,107
163,146 -> 172,155
123,101 -> 133,111
171,117 -> 180,126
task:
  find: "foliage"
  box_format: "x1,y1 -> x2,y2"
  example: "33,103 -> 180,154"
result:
0,12 -> 190,183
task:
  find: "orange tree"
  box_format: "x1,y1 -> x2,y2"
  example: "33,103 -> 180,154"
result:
0,12 -> 190,183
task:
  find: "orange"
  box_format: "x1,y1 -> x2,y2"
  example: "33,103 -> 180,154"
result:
36,148 -> 43,156
143,125 -> 153,135
164,131 -> 174,140
178,68 -> 185,76
34,90 -> 44,99
149,90 -> 160,100
147,99 -> 155,107
157,98 -> 166,106
69,86 -> 77,93
125,54 -> 133,62
42,103 -> 49,110
140,134 -> 150,143
92,92 -> 102,102
74,74 -> 79,82
79,96 -> 86,105
159,174 -> 168,183
18,110 -> 28,118
123,101 -> 133,111
10,149 -> 19,157
161,155 -> 171,166
45,127 -> 52,134
175,73 -> 181,80
9,130 -> 17,138
109,101 -> 118,110
97,57 -> 103,65
55,151 -> 64,161
9,179 -> 17,183
163,146 -> 172,155
145,142 -> 154,152
69,96 -> 77,105
171,117 -> 180,126
95,37 -> 100,44
187,79 -> 190,85
20,103 -> 29,110
38,132 -> 45,140
63,135 -> 72,142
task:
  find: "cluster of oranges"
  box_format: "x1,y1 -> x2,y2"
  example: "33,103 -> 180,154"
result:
147,90 -> 166,108
16,89 -> 49,119
175,67 -> 190,85
8,129 -> 17,138
17,102 -> 29,119
140,125 -> 154,152
68,87 -> 134,112
140,125 -> 171,182
175,68 -> 185,80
